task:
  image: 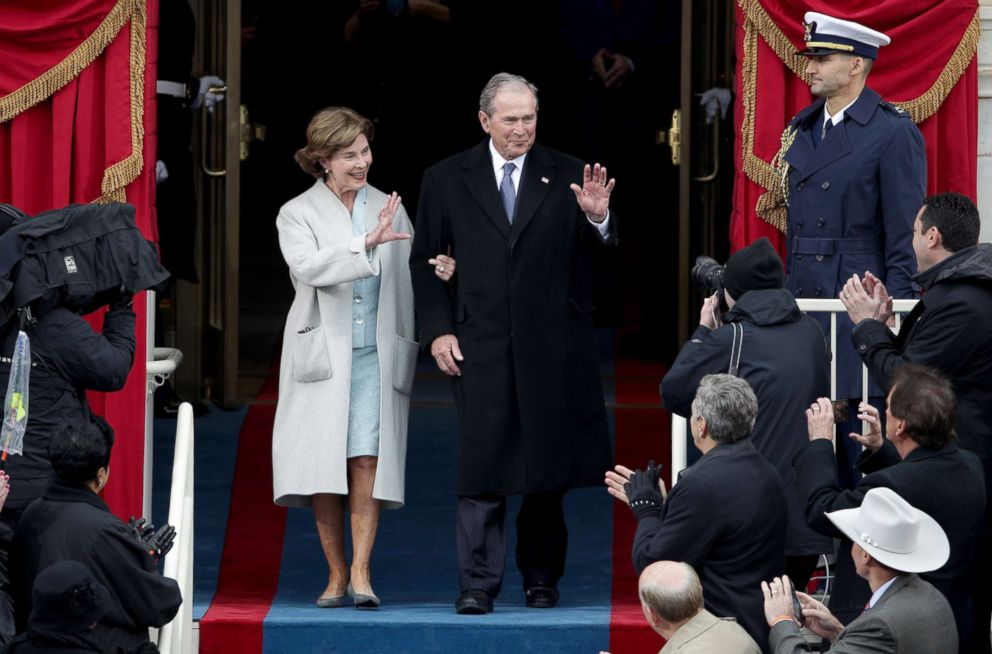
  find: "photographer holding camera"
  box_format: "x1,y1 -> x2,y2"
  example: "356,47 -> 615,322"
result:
661,237 -> 831,587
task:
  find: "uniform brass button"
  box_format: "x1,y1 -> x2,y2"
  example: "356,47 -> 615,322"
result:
859,344 -> 867,352
816,254 -> 824,262
816,218 -> 825,228
797,182 -> 805,191
815,287 -> 823,297
796,287 -> 804,295
797,254 -> 803,260
821,181 -> 830,190
797,221 -> 804,229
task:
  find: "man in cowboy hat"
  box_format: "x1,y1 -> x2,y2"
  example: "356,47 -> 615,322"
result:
781,12 -> 926,488
794,363 -> 985,652
761,487 -> 958,653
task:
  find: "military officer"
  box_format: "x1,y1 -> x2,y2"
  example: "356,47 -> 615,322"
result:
781,12 -> 926,484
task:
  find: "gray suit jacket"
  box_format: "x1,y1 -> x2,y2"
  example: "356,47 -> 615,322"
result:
769,574 -> 958,653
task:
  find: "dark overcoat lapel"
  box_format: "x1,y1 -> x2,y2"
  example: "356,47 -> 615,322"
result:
461,143 -> 511,238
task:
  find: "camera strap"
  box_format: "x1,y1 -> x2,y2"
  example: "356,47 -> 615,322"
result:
728,323 -> 743,377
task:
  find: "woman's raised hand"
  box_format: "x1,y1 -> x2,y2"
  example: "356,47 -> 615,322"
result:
365,192 -> 411,250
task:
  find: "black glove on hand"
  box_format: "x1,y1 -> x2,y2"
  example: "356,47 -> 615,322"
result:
624,460 -> 663,521
147,524 -> 177,560
127,517 -> 155,542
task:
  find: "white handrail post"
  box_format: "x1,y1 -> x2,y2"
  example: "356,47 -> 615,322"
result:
144,290 -> 155,519
672,415 -> 688,481
158,402 -> 195,654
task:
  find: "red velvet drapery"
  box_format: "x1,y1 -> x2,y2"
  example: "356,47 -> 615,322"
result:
731,0 -> 979,253
0,0 -> 158,519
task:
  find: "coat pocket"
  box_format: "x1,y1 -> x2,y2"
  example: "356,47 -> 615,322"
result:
292,326 -> 332,383
392,334 -> 419,395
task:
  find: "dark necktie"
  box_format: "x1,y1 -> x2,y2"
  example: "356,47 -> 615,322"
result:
821,118 -> 834,142
500,162 -> 516,224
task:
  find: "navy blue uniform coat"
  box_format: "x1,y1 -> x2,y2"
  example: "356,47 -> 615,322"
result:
633,439 -> 788,653
784,86 -> 926,398
410,141 -> 614,496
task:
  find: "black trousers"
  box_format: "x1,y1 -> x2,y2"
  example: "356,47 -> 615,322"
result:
456,491 -> 567,598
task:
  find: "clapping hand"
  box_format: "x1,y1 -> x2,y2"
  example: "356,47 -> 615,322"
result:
840,272 -> 892,325
365,192 -> 411,250
849,402 -> 883,452
605,462 -> 667,506
806,398 -> 835,442
570,163 -> 614,222
0,471 -> 9,512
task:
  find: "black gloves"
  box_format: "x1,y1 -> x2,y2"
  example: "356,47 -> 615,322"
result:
128,517 -> 177,561
624,460 -> 663,521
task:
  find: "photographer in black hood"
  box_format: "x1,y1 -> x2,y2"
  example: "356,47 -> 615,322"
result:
661,238 -> 831,587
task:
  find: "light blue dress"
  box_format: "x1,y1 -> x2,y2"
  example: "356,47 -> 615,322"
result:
346,187 -> 381,458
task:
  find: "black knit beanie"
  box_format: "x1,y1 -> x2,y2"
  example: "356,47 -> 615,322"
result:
723,237 -> 784,300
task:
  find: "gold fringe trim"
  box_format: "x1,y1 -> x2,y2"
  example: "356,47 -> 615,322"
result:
0,0 -> 137,122
891,10 -> 980,123
0,0 -> 145,204
737,0 -> 981,232
96,0 -> 145,204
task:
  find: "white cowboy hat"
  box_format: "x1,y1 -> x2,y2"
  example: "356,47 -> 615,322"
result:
826,487 -> 949,574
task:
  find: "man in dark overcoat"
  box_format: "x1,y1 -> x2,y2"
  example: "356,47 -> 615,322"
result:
796,365 -> 986,652
410,72 -> 615,614
607,374 -> 787,653
781,12 -> 926,481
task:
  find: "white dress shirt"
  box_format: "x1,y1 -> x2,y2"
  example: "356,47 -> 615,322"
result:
821,96 -> 859,132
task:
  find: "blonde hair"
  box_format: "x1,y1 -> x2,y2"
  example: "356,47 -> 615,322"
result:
294,107 -> 374,179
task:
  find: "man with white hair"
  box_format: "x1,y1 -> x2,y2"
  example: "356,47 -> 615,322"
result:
762,487 -> 957,653
607,374 -> 788,652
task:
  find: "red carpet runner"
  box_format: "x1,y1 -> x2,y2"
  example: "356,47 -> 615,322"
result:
199,373 -> 287,654
608,358 -> 671,653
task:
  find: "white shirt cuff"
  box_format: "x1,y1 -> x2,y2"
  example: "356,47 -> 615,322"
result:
587,210 -> 611,239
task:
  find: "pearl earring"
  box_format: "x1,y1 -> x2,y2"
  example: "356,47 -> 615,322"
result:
323,167 -> 330,174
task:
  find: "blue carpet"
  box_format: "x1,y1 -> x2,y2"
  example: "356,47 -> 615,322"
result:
153,331 -> 619,653
262,341 -> 617,653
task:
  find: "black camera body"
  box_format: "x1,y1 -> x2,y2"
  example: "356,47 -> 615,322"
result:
691,256 -> 730,320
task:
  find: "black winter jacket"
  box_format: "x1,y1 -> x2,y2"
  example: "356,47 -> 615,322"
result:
10,479 -> 182,653
852,244 -> 992,490
0,305 -> 135,510
661,288 -> 831,556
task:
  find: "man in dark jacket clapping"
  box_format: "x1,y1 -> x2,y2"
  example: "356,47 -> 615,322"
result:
661,237 -> 831,586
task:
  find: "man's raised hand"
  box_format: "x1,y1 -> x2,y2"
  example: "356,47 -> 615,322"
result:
570,163 -> 615,222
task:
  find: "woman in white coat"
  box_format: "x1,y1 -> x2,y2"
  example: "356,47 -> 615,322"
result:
273,107 -> 454,608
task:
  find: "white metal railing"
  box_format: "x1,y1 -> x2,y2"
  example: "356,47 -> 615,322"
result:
670,298 -> 918,481
156,401 -> 195,654
143,290 -> 184,517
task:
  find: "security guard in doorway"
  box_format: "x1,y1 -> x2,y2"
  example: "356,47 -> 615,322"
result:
779,12 -> 926,483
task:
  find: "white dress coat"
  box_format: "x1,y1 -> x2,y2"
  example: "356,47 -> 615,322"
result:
272,180 -> 417,509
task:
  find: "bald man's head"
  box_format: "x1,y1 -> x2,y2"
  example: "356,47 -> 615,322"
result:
639,561 -> 703,624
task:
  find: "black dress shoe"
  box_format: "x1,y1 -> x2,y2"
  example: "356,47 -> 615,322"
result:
455,589 -> 493,614
525,585 -> 559,608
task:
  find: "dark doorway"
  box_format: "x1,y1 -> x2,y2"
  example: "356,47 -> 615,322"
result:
235,0 -> 685,396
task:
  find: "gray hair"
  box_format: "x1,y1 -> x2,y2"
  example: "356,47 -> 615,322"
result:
691,374 -> 757,443
479,72 -> 539,116
639,562 -> 703,624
